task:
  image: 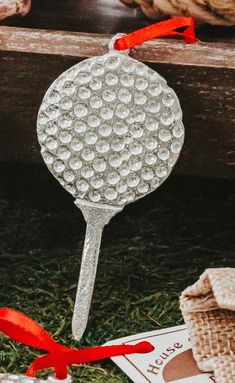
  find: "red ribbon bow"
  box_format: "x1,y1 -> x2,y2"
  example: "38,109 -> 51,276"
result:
0,308 -> 154,379
115,16 -> 198,50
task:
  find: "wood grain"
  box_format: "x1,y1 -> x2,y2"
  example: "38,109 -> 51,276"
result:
0,26 -> 234,68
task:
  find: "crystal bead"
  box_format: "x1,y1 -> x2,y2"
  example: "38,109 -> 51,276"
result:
102,89 -> 116,102
106,56 -> 120,70
156,164 -> 167,178
158,147 -> 170,161
118,88 -> 132,103
122,59 -> 135,73
45,120 -> 58,135
69,155 -> 82,170
129,142 -> 143,155
124,189 -> 135,202
70,138 -> 83,151
162,92 -> 175,107
115,104 -> 129,119
98,124 -> 112,137
173,122 -> 184,138
57,145 -> 71,160
47,90 -> 60,103
120,149 -> 130,161
88,115 -> 100,128
171,141 -> 182,153
111,138 -> 125,152
89,78 -> 102,91
63,170 -> 75,182
107,171 -> 120,185
137,182 -> 149,194
89,190 -> 101,202
53,159 -> 65,173
148,83 -> 162,97
91,63 -> 104,76
81,164 -> 94,178
81,147 -> 95,161
85,132 -> 98,145
120,74 -> 134,87
129,156 -> 142,171
109,153 -> 122,168
135,63 -> 147,76
46,105 -> 60,119
113,121 -> 127,136
90,176 -> 104,189
76,179 -> 89,192
90,96 -> 103,109
78,87 -> 91,100
135,77 -> 148,91
74,120 -> 87,134
144,137 -> 158,150
77,72 -> 91,85
146,100 -> 161,113
62,81 -> 76,95
130,124 -> 143,139
146,118 -> 159,131
60,96 -> 73,110
134,109 -> 145,123
59,131 -> 72,144
100,106 -> 114,120
74,103 -> 88,118
58,113 -> 72,129
42,151 -> 54,165
145,153 -> 157,165
104,187 -> 117,201
105,73 -> 118,85
141,167 -> 155,181
96,140 -> 110,153
134,92 -> 147,105
158,128 -> 171,142
127,173 -> 139,187
116,180 -> 127,193
160,110 -> 174,126
45,136 -> 58,150
93,157 -> 106,172
119,162 -> 130,176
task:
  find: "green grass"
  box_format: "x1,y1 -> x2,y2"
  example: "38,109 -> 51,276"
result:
0,167 -> 234,382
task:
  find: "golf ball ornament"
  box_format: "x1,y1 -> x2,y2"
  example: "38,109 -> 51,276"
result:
37,38 -> 184,340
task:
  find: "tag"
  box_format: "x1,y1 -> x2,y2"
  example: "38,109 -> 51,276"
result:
106,325 -> 216,383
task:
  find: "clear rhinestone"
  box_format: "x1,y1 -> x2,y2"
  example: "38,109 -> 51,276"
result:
158,147 -> 170,161
115,104 -> 129,119
96,139 -> 110,154
70,137 -> 83,151
57,145 -> 70,160
102,89 -> 116,102
118,88 -> 132,103
135,77 -> 148,90
116,180 -> 127,193
81,147 -> 95,161
160,110 -> 174,126
158,128 -> 171,142
162,92 -> 175,107
58,113 -> 72,129
89,78 -> 102,91
93,157 -> 106,172
90,176 -> 104,189
107,171 -> 120,185
69,155 -> 82,170
105,73 -> 118,86
74,104 -> 88,118
74,120 -> 87,134
90,96 -> 103,109
89,190 -> 101,202
98,124 -> 112,137
127,173 -> 139,187
78,87 -> 91,100
91,63 -> 104,76
59,131 -> 72,144
53,159 -> 65,173
109,153 -> 122,168
81,164 -> 94,178
113,121 -> 128,136
141,167 -> 155,181
104,187 -> 117,201
121,74 -> 134,87
45,136 -> 58,150
100,106 -> 114,120
76,179 -> 89,192
60,96 -> 73,110
88,115 -> 100,128
85,132 -> 98,145
63,170 -> 75,182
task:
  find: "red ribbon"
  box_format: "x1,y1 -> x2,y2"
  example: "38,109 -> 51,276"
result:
115,17 -> 198,50
0,308 -> 154,380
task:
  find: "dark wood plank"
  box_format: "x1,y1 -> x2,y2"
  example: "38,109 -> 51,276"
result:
1,0 -> 235,43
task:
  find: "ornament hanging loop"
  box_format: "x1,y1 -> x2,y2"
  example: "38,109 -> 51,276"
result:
108,33 -> 130,55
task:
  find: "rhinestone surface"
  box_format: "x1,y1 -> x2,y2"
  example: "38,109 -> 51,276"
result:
37,51 -> 184,207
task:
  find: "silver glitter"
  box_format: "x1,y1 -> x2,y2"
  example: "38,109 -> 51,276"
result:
37,35 -> 184,341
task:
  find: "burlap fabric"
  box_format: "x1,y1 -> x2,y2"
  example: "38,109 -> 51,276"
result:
180,268 -> 235,382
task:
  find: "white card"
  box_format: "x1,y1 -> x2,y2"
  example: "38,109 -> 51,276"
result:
106,325 -> 216,383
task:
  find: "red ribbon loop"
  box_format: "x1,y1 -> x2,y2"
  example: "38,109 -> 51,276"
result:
115,17 -> 199,50
0,308 -> 154,380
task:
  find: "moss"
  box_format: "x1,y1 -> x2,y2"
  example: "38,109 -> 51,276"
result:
0,166 -> 234,382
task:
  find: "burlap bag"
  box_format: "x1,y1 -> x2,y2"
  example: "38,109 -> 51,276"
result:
180,268 -> 235,383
